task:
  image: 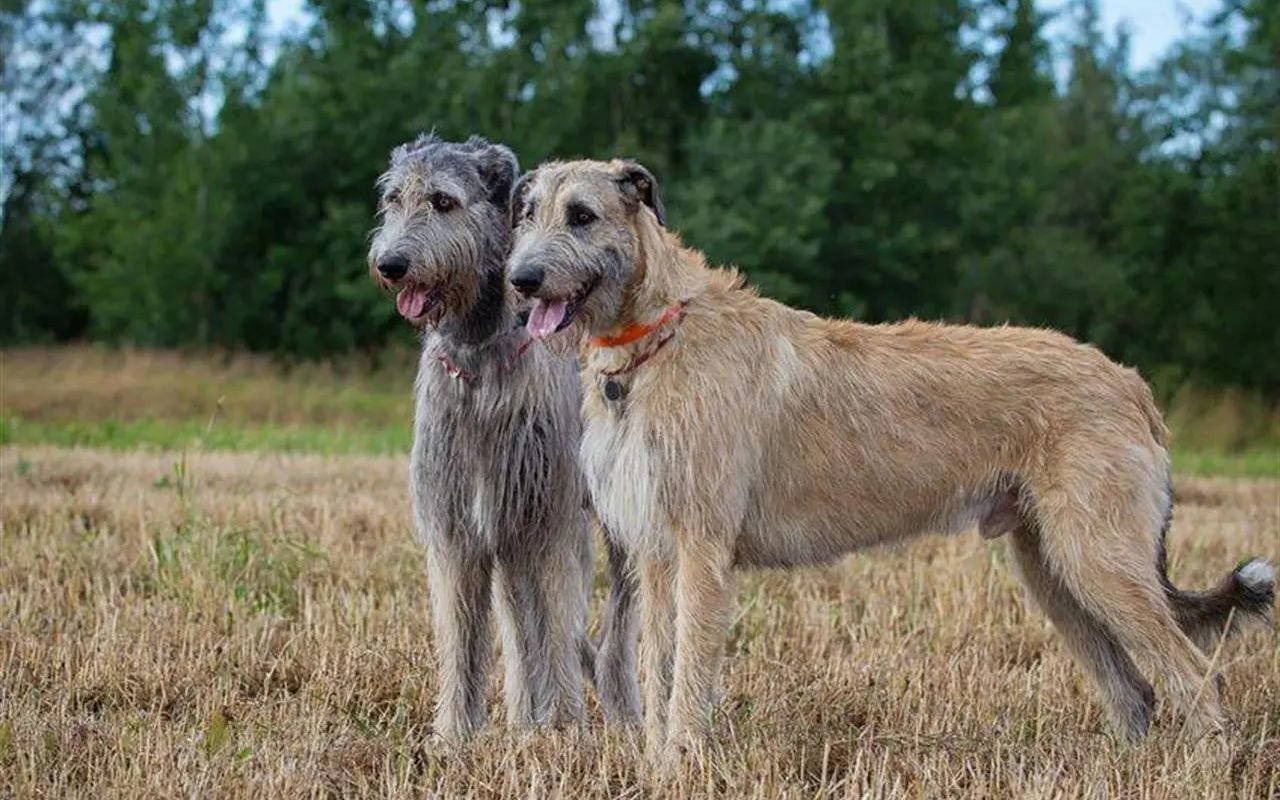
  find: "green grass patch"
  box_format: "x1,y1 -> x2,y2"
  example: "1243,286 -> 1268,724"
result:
4,413 -> 1277,477
1170,447 -> 1280,479
0,415 -> 411,456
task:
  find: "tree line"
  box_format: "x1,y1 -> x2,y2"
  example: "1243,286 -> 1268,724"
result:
2,0 -> 1277,393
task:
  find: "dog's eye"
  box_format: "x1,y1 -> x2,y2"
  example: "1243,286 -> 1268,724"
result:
383,188 -> 401,206
431,193 -> 457,213
569,206 -> 597,227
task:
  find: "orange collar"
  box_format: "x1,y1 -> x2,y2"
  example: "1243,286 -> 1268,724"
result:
590,299 -> 690,348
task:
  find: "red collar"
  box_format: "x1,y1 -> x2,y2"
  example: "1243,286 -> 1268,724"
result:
436,335 -> 535,385
589,299 -> 690,348
590,299 -> 690,378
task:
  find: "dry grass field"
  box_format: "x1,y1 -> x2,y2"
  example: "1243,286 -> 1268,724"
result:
1,346 -> 1278,797
2,445 -> 1277,798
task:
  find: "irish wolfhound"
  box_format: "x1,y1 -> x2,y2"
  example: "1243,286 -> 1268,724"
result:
506,157 -> 1275,759
367,137 -> 638,740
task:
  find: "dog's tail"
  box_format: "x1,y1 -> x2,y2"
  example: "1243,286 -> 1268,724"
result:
1154,470 -> 1275,652
1162,552 -> 1275,652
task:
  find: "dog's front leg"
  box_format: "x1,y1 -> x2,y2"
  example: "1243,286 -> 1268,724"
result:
665,535 -> 734,761
426,545 -> 494,741
638,555 -> 676,757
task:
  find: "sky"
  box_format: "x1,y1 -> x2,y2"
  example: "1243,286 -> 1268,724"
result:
265,0 -> 1221,72
1044,0 -> 1216,68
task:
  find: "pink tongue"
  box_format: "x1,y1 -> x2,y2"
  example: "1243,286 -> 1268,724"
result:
526,300 -> 568,340
396,285 -> 429,320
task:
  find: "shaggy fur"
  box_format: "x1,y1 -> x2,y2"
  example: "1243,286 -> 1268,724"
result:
367,137 -> 638,739
507,158 -> 1276,760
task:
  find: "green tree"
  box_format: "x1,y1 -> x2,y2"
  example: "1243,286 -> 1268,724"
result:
813,0 -> 984,320
1119,0 -> 1280,390
0,0 -> 1275,397
0,0 -> 97,340
672,117 -> 837,305
989,0 -> 1054,106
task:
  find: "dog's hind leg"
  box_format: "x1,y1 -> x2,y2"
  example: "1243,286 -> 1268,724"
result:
596,533 -> 641,726
494,556 -> 554,727
495,525 -> 591,730
426,546 -> 494,741
1032,472 -> 1227,742
540,521 -> 591,727
1009,522 -> 1156,740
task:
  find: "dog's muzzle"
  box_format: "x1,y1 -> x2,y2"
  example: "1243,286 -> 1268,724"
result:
377,255 -> 409,281
510,264 -> 544,296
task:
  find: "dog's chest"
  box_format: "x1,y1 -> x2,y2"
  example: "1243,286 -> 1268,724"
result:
580,405 -> 669,557
411,372 -> 565,545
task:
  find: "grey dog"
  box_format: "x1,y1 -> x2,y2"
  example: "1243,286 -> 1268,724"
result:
367,135 -> 639,739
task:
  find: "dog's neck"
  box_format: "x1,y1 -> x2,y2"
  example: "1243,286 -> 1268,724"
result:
586,217 -> 721,378
618,214 -> 710,326
434,261 -> 515,353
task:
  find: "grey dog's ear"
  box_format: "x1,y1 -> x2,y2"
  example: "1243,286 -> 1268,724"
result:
615,161 -> 666,227
510,168 -> 536,228
463,136 -> 520,206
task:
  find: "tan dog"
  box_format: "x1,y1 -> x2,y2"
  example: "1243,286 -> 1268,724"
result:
506,158 -> 1275,760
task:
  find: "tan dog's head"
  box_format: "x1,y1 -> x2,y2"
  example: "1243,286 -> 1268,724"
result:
507,159 -> 666,340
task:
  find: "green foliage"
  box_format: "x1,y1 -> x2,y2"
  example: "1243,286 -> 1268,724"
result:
672,117 -> 838,305
2,0 -> 1276,391
0,414 -> 413,454
989,0 -> 1054,106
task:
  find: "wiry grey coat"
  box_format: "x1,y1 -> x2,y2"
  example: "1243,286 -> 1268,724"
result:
367,135 -> 638,740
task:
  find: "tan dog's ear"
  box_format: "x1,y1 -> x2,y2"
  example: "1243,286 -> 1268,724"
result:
615,161 -> 666,227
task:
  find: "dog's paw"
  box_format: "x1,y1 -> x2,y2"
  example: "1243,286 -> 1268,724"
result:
429,714 -> 478,748
655,726 -> 713,772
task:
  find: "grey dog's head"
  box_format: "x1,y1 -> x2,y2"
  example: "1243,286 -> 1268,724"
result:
506,159 -> 666,340
367,134 -> 519,330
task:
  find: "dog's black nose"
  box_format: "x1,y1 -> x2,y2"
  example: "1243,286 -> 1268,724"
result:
510,265 -> 544,296
377,256 -> 409,281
